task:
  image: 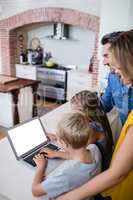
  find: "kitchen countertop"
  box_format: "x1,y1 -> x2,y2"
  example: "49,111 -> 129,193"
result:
16,63 -> 71,71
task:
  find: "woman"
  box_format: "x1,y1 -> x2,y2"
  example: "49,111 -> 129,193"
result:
55,30 -> 133,200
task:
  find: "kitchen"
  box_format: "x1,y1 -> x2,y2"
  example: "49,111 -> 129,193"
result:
16,21 -> 95,102
0,1 -> 133,200
0,0 -> 132,130
0,6 -> 99,129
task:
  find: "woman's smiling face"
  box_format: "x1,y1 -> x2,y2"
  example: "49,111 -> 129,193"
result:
108,51 -> 132,85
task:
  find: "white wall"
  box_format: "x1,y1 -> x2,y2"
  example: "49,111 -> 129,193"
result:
28,24 -> 95,70
100,0 -> 131,36
0,0 -> 101,20
98,0 -> 133,92
128,0 -> 133,29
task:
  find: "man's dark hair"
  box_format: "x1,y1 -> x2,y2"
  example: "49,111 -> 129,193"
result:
101,31 -> 122,45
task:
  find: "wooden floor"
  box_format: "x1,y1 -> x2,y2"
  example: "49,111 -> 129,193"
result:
0,126 -> 6,140
0,99 -> 61,140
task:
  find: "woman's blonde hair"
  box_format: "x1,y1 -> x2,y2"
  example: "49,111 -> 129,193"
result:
109,30 -> 133,82
57,111 -> 94,149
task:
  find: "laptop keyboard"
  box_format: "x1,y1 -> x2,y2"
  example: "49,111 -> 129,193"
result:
24,149 -> 41,167
24,143 -> 60,167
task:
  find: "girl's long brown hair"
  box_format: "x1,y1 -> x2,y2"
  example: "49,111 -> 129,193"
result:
71,90 -> 114,148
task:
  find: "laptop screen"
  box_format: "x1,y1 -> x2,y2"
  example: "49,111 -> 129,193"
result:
8,118 -> 47,157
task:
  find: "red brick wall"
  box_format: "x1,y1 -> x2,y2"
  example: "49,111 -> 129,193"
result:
0,7 -> 99,87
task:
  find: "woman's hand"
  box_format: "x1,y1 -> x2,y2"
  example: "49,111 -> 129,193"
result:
33,153 -> 48,169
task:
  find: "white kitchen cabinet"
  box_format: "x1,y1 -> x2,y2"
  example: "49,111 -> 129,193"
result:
16,64 -> 37,80
67,70 -> 92,101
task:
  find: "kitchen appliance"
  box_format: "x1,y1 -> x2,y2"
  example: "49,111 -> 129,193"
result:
46,23 -> 69,40
53,23 -> 69,40
37,66 -> 70,102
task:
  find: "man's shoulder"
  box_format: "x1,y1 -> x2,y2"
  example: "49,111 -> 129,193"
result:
108,72 -> 120,80
108,72 -> 121,85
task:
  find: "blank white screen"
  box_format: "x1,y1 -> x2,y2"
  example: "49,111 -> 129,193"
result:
8,118 -> 47,157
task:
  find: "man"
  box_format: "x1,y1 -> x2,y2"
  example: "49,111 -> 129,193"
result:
101,32 -> 121,71
100,31 -> 133,139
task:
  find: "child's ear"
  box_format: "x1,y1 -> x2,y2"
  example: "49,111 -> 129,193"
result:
62,140 -> 69,148
59,139 -> 68,147
64,142 -> 69,148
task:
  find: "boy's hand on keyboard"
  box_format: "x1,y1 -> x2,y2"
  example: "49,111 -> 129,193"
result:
41,148 -> 58,158
33,153 -> 48,169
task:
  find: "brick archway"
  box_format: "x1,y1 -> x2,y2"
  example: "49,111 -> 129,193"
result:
0,7 -> 99,86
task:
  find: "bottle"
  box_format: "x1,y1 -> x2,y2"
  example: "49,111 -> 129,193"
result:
20,51 -> 24,64
27,49 -> 33,64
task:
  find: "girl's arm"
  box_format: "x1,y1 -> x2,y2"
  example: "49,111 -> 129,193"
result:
56,125 -> 133,200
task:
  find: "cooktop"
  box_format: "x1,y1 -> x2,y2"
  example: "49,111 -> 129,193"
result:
38,64 -> 71,71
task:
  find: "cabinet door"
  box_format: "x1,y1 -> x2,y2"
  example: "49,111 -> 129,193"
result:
16,64 -> 37,80
38,85 -> 65,100
37,68 -> 66,82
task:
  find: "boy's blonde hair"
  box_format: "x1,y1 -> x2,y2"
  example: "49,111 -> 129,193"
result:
57,111 -> 93,149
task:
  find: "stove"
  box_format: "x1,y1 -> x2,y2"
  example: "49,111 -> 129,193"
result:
37,65 -> 71,101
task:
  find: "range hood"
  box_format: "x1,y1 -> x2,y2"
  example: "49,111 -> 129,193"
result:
47,23 -> 69,40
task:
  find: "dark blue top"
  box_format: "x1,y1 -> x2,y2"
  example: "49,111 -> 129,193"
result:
100,72 -> 133,125
89,122 -> 112,171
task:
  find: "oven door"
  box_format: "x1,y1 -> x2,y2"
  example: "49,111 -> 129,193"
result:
38,84 -> 65,100
37,67 -> 67,101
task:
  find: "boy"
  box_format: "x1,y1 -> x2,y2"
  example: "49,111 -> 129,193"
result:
32,111 -> 102,199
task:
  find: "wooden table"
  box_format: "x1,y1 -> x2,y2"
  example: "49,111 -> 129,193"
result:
0,77 -> 40,127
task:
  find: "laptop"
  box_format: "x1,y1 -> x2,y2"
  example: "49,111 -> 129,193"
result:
7,117 -> 60,167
